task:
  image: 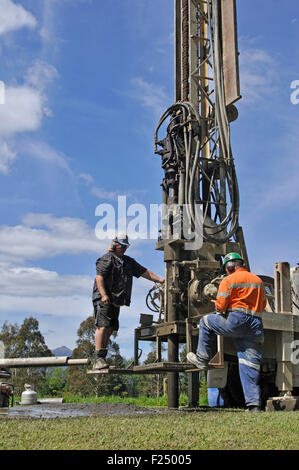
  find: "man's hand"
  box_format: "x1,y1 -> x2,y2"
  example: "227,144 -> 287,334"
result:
210,299 -> 225,315
101,294 -> 110,305
96,275 -> 110,305
141,270 -> 165,284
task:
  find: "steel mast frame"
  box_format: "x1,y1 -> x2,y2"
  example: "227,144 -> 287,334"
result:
88,1 -> 299,413
174,0 -> 242,245
151,0 -> 246,408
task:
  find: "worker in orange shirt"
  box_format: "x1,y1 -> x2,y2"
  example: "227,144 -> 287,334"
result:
187,252 -> 266,412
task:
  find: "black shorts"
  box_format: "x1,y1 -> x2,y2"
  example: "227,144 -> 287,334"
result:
93,300 -> 120,331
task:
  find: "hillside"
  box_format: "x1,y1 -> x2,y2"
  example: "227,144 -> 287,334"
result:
52,346 -> 72,357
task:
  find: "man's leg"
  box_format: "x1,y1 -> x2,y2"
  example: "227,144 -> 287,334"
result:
186,314 -> 222,369
193,311 -> 264,409
93,301 -> 118,369
93,326 -> 113,368
95,326 -> 113,351
188,311 -> 263,370
234,337 -> 263,409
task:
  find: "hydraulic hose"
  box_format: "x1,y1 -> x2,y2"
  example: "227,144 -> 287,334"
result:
154,0 -> 239,245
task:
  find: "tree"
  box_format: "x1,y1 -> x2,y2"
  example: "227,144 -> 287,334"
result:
0,317 -> 53,396
39,368 -> 68,397
66,316 -> 128,397
138,342 -> 166,398
0,321 -> 20,357
65,316 -> 95,396
14,317 -> 52,358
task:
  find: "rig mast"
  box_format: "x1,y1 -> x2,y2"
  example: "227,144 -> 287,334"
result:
154,0 -> 247,407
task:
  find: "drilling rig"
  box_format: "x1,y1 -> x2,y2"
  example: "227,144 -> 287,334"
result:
130,0 -> 299,410
151,0 -> 245,408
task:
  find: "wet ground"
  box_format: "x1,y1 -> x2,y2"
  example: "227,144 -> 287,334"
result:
0,402 -> 168,419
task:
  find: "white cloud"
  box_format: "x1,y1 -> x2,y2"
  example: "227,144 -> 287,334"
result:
89,179 -> 148,203
0,60 -> 58,173
0,139 -> 16,174
0,60 -> 58,174
0,0 -> 37,36
20,139 -> 72,174
39,0 -> 91,55
79,174 -> 123,201
0,61 -> 58,137
0,213 -> 105,263
0,85 -> 44,137
0,212 -> 157,266
130,77 -> 170,119
0,265 -> 92,298
239,47 -> 278,105
0,61 -> 58,138
79,173 -> 94,185
91,186 -> 122,202
25,60 -> 59,91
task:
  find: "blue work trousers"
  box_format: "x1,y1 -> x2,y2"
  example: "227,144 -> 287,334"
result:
197,311 -> 264,407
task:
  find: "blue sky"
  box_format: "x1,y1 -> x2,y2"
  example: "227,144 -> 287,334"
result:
0,0 -> 298,360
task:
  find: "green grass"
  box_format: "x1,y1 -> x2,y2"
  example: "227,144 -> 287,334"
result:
0,410 -> 299,450
3,395 -> 298,450
60,393 -> 208,407
62,393 -> 169,406
12,393 -> 201,407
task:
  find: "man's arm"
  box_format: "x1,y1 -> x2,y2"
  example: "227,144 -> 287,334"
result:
214,278 -> 230,313
141,269 -> 165,284
95,275 -> 110,305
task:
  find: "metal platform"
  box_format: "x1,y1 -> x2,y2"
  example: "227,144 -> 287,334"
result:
88,361 -> 207,375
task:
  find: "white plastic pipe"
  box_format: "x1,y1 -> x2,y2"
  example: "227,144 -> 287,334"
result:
0,357 -> 90,368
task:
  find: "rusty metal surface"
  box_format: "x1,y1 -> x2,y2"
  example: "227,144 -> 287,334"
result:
221,0 -> 241,106
88,362 -> 198,374
182,0 -> 189,101
175,0 -> 182,101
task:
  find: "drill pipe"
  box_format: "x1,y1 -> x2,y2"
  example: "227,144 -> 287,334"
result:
0,357 -> 90,368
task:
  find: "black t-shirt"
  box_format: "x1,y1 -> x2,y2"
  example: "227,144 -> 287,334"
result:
92,252 -> 147,306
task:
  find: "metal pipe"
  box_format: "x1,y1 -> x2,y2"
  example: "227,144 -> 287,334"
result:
0,357 -> 90,368
168,335 -> 179,408
67,359 -> 91,366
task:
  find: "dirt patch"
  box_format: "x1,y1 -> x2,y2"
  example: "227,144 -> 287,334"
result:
0,402 -> 168,419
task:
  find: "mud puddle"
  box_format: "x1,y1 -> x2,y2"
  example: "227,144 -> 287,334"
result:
0,402 -> 166,419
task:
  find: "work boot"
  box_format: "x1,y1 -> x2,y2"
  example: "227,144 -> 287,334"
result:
92,349 -> 109,370
186,352 -> 209,370
246,405 -> 261,413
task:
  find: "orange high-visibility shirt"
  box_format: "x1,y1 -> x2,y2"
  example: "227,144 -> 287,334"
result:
215,268 -> 266,316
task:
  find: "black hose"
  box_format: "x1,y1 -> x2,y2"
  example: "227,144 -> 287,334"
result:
154,0 -> 240,245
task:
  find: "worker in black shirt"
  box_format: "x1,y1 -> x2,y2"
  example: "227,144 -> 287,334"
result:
92,233 -> 165,369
